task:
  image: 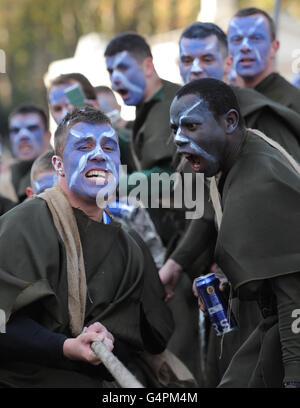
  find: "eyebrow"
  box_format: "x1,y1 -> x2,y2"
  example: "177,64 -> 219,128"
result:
74,137 -> 94,146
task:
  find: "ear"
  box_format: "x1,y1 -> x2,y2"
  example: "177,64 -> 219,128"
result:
44,130 -> 51,147
225,109 -> 239,133
270,39 -> 280,59
52,155 -> 65,177
223,56 -> 233,77
26,187 -> 34,199
142,57 -> 155,77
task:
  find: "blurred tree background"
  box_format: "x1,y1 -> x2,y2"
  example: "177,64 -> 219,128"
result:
0,0 -> 300,138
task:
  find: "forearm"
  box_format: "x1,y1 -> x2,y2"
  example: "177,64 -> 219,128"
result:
0,314 -> 67,365
271,272 -> 300,383
171,215 -> 216,270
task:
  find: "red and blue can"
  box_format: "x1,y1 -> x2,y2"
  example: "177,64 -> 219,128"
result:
195,273 -> 238,336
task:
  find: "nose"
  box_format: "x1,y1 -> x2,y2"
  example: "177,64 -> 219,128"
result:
190,58 -> 203,74
240,37 -> 251,53
174,130 -> 189,147
89,146 -> 106,162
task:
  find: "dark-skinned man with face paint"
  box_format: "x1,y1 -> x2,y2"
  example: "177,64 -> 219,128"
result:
8,105 -> 51,202
170,78 -> 300,388
228,7 -> 300,115
0,107 -> 175,388
159,21 -> 300,386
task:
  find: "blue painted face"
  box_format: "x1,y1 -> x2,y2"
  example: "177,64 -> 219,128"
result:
62,122 -> 120,200
34,173 -> 58,195
9,113 -> 45,161
228,16 -> 272,79
106,51 -> 146,106
49,85 -> 73,124
179,36 -> 225,84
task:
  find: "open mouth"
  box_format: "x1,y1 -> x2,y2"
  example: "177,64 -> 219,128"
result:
18,142 -> 33,154
239,58 -> 255,65
85,169 -> 111,185
117,88 -> 129,99
183,153 -> 203,172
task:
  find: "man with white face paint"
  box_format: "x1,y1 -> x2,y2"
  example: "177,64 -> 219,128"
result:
104,33 -> 185,247
0,107 -> 174,388
228,7 -> 300,115
8,104 -> 51,202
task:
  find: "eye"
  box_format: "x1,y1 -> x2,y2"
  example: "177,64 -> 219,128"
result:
186,123 -> 197,131
250,34 -> 264,42
52,106 -> 62,113
180,56 -> 193,64
117,64 -> 128,72
102,144 -> 116,152
9,127 -> 20,135
27,125 -> 39,132
231,35 -> 242,44
202,55 -> 214,63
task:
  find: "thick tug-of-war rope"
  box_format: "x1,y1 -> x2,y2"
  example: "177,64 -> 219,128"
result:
91,341 -> 144,388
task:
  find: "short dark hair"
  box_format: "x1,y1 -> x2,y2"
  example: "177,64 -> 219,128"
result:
233,8 -> 276,41
94,85 -> 115,96
104,32 -> 152,62
176,78 -> 244,129
49,73 -> 97,101
54,106 -> 111,157
180,22 -> 228,57
30,149 -> 55,185
9,104 -> 49,130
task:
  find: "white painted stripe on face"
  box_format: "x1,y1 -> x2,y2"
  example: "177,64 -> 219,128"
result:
190,58 -> 203,73
112,71 -> 144,94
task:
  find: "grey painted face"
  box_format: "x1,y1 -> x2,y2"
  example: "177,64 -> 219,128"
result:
170,94 -> 226,177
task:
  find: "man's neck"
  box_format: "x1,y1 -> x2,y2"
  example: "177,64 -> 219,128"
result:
59,179 -> 104,222
144,75 -> 163,103
242,66 -> 275,89
221,128 -> 246,173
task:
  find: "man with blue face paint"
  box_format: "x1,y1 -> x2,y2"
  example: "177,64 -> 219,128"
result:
104,33 -> 185,247
228,7 -> 300,115
8,104 -> 51,202
0,107 -> 174,388
25,150 -> 58,199
159,20 -> 300,387
170,78 -> 300,388
48,73 -> 99,125
179,22 -> 232,84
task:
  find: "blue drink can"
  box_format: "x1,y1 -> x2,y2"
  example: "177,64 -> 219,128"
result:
195,273 -> 238,336
107,201 -> 138,220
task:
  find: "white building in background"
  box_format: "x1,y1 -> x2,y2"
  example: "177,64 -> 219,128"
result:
44,0 -> 300,131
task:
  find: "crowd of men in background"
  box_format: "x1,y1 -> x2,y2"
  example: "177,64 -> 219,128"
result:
0,7 -> 300,388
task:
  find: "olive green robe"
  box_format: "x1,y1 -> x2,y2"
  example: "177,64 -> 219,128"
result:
255,72 -> 300,116
0,198 -> 174,387
10,160 -> 34,202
